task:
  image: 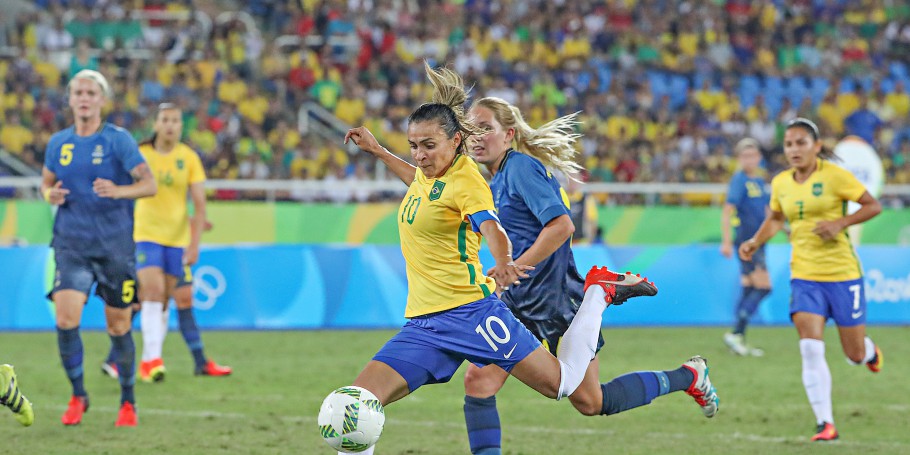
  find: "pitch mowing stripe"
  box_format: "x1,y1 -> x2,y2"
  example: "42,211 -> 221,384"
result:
37,404 -> 910,450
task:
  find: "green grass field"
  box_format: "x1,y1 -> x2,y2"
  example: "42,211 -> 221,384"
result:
1,327 -> 908,454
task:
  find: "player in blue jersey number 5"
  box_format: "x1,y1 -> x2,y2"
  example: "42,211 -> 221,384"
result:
41,70 -> 157,427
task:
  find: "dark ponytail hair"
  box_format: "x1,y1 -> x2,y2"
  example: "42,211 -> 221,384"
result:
785,117 -> 836,161
140,102 -> 180,147
407,62 -> 484,155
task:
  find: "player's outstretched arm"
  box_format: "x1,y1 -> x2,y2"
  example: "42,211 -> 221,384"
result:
513,214 -> 575,267
93,162 -> 157,199
345,126 -> 417,185
479,219 -> 533,293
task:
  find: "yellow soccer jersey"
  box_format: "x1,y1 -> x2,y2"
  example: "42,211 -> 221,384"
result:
134,142 -> 206,247
770,159 -> 867,282
399,154 -> 498,317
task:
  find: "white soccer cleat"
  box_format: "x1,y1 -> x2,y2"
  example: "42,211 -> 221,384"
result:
682,355 -> 719,418
723,332 -> 764,357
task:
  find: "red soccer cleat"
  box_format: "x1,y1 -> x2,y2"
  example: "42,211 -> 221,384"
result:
61,395 -> 89,425
866,345 -> 883,373
115,401 -> 137,427
811,422 -> 838,441
584,266 -> 658,305
140,358 -> 166,383
195,360 -> 232,377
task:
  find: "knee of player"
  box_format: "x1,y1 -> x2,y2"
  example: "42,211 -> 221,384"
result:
463,369 -> 503,397
173,293 -> 194,310
139,286 -> 166,302
570,397 -> 602,416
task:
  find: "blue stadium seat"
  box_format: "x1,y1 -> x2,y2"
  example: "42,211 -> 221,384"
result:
839,78 -> 856,93
738,75 -> 760,107
669,74 -> 689,109
648,71 -> 670,98
597,65 -> 612,93
890,61 -> 908,79
785,77 -> 809,106
764,76 -> 784,98
810,77 -> 830,104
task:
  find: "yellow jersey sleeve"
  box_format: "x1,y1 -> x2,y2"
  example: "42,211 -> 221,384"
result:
188,149 -> 207,185
832,164 -> 867,202
451,157 -> 496,220
769,173 -> 784,213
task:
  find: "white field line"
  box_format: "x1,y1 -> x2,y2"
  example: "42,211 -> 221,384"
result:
38,404 -> 909,450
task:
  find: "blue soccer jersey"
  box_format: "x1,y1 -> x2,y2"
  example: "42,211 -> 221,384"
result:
726,170 -> 769,245
44,123 -> 146,253
491,151 -> 584,321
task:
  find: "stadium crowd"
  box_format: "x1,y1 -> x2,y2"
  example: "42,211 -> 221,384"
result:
1,0 -> 910,201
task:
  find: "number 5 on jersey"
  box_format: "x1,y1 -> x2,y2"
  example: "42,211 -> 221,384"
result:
60,144 -> 74,166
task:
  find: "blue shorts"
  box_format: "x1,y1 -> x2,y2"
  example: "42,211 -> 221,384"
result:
373,295 -> 542,392
737,243 -> 767,275
790,278 -> 867,327
136,242 -> 192,287
50,247 -> 138,308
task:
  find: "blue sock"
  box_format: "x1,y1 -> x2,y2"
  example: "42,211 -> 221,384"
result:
464,395 -> 501,455
105,309 -> 137,365
110,332 -> 136,404
178,308 -> 207,369
735,287 -> 770,335
57,326 -> 86,397
600,367 -> 694,415
733,286 -> 755,334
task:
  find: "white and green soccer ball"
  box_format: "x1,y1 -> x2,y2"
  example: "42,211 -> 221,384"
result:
318,386 -> 385,453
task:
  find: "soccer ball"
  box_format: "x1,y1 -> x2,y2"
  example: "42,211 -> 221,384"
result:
318,386 -> 385,453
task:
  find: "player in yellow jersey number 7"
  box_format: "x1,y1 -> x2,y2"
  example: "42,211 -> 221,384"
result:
103,103 -> 232,382
740,118 -> 883,442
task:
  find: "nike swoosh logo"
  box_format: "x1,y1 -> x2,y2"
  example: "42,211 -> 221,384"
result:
503,344 -> 518,359
852,311 -> 863,319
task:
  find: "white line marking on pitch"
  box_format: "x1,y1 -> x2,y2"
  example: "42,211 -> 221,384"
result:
38,404 -> 909,449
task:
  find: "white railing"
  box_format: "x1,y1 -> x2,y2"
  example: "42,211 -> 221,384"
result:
3,177 -> 910,203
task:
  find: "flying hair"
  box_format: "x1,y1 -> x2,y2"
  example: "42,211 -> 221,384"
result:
473,96 -> 583,178
408,62 -> 485,155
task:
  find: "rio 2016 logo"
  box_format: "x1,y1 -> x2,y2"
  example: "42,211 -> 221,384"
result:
192,265 -> 227,310
865,269 -> 910,304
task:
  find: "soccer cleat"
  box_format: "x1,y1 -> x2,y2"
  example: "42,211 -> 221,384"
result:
195,360 -> 232,377
139,358 -> 166,383
682,355 -> 719,418
723,332 -> 764,357
811,422 -> 838,441
584,266 -> 658,305
866,345 -> 883,373
115,401 -> 137,427
101,361 -> 119,380
61,395 -> 89,425
0,364 -> 34,427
